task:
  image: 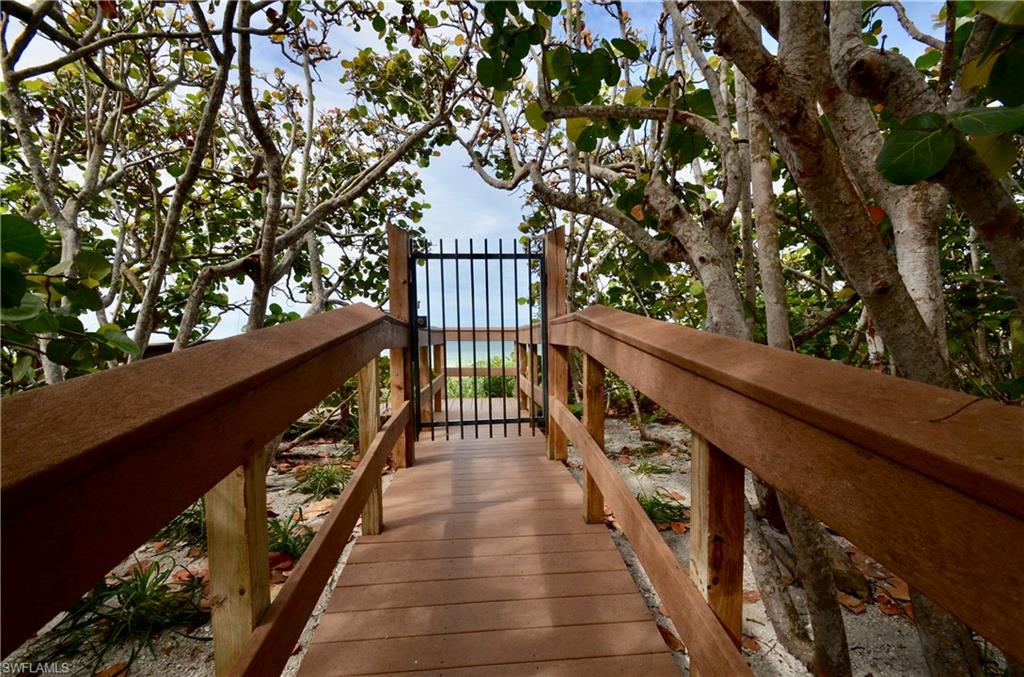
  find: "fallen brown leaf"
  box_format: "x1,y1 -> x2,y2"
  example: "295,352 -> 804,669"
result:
837,591 -> 866,614
741,635 -> 761,652
303,498 -> 337,517
874,590 -> 902,616
268,551 -> 294,571
187,546 -> 203,559
657,623 -> 685,652
902,602 -> 914,621
880,576 -> 911,602
152,540 -> 169,553
743,589 -> 762,604
669,521 -> 689,534
94,663 -> 128,677
654,522 -> 670,531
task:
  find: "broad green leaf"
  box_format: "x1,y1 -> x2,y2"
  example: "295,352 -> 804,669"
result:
74,249 -> 113,282
977,0 -> 1024,25
623,86 -> 646,106
0,292 -> 44,322
44,260 -> 72,276
99,323 -> 140,357
970,133 -> 1018,175
566,117 -> 590,143
12,355 -> 33,383
1,214 -> 46,260
167,163 -> 185,178
611,38 -> 640,60
476,57 -> 500,87
876,115 -> 956,184
576,126 -> 599,153
989,40 -> 1024,106
45,338 -> 80,366
914,50 -> 941,70
372,15 -> 386,33
193,51 -> 213,65
1,262 -> 25,308
525,100 -> 547,131
545,46 -> 573,81
950,106 -> 1024,135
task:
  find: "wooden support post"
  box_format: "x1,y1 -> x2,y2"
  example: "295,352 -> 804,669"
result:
433,344 -> 444,412
358,359 -> 383,535
689,432 -> 745,648
418,346 -> 431,420
544,227 -> 568,461
387,224 -> 414,467
206,440 -> 273,676
528,345 -> 540,414
582,353 -> 605,524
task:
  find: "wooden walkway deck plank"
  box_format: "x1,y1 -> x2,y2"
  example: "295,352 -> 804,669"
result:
298,433 -> 678,676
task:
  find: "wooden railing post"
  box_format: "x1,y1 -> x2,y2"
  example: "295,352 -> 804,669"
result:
388,224 -> 415,466
689,433 -> 744,648
544,227 -> 568,461
582,353 -> 605,523
432,344 -> 444,412
418,345 -> 432,420
206,439 -> 274,676
358,358 -> 383,535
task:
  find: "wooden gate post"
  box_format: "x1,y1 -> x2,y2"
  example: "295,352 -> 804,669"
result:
388,224 -> 415,466
359,358 -> 383,535
205,439 -> 273,676
689,433 -> 744,648
582,353 -> 605,523
544,227 -> 568,461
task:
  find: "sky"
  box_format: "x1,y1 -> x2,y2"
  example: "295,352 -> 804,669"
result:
9,1 -> 946,343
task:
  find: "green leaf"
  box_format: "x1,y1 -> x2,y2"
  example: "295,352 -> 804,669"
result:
45,338 -> 80,366
99,323 -> 140,357
74,249 -> 113,282
1,213 -> 46,260
12,355 -> 33,383
575,125 -> 598,153
611,38 -> 640,60
44,260 -> 72,276
525,100 -> 547,131
989,41 -> 1024,106
193,51 -> 213,65
1,262 -> 25,308
476,57 -> 500,88
977,0 -> 1024,25
63,282 -> 103,310
372,15 -> 386,33
167,163 -> 185,178
969,133 -> 1018,175
0,292 -> 44,322
566,117 -> 590,143
623,86 -> 646,106
545,45 -> 573,81
914,50 -> 942,70
875,114 -> 956,185
949,106 -> 1024,135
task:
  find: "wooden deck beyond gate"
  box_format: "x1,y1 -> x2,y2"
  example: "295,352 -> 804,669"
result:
297,432 -> 678,676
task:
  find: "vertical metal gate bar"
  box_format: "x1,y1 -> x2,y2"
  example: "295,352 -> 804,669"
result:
438,240 -> 449,440
498,240 -> 508,438
484,240 -> 493,439
539,235 -> 549,433
454,240 -> 465,439
527,240 -> 536,436
512,238 -> 522,437
424,244 -> 435,441
469,239 -> 479,439
407,243 -> 420,437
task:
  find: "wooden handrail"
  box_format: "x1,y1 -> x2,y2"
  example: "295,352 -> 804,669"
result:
419,373 -> 445,402
550,399 -> 751,676
550,305 -> 1024,662
0,303 -> 407,655
229,401 -> 410,677
517,373 -> 543,407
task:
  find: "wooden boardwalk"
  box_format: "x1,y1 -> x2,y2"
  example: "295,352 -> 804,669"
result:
298,432 -> 678,676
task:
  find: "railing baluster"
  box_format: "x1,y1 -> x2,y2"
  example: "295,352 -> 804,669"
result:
206,439 -> 274,676
582,353 -> 606,524
689,433 -> 745,648
359,358 -> 383,535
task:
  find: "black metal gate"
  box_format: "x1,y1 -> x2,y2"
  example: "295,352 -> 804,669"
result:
409,238 -> 547,440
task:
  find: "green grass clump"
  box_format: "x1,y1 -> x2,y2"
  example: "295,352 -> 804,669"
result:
26,559 -> 207,673
633,460 -> 673,476
153,499 -> 207,551
636,488 -> 688,524
293,463 -> 352,500
268,514 -> 315,559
